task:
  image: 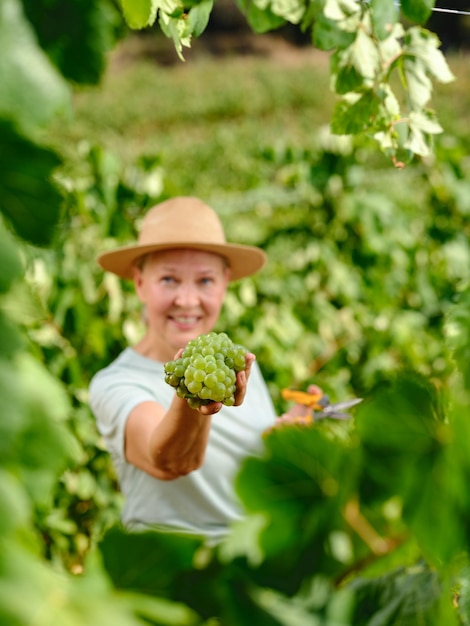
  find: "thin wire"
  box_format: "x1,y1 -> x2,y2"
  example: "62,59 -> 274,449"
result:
431,6 -> 470,15
392,1 -> 470,16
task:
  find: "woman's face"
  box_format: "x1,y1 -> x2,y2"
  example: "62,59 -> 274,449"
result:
133,248 -> 231,361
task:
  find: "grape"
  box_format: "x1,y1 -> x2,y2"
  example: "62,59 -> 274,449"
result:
163,331 -> 249,409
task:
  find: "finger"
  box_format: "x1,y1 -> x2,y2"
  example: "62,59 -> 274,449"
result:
244,352 -> 255,381
233,369 -> 247,406
198,401 -> 223,416
233,353 -> 255,406
287,404 -> 314,419
306,384 -> 323,396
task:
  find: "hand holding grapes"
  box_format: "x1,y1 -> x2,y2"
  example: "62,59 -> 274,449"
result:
195,352 -> 255,416
164,332 -> 255,415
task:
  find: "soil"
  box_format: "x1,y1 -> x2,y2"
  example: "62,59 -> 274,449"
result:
109,28 -> 329,71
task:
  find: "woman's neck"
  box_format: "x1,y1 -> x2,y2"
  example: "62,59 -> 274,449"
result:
132,334 -> 171,363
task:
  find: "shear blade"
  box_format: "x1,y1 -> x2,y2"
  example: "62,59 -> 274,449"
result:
315,411 -> 353,420
316,397 -> 363,420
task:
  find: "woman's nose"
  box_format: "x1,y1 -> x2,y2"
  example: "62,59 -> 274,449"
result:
174,283 -> 199,307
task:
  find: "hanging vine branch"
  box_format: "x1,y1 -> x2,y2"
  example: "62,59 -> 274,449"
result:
117,0 -> 455,164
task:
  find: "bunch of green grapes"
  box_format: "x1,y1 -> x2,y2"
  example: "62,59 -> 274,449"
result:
164,332 -> 248,409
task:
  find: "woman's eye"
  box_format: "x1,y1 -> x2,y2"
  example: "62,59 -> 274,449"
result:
200,277 -> 213,286
161,276 -> 175,284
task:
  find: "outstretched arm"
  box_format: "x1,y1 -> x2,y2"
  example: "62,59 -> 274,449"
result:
124,353 -> 256,480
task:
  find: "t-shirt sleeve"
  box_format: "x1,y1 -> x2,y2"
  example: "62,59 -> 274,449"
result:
89,369 -> 158,460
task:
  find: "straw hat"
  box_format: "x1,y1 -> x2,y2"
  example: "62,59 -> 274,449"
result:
97,196 -> 267,281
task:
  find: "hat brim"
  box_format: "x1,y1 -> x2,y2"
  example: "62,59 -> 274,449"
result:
97,241 -> 267,281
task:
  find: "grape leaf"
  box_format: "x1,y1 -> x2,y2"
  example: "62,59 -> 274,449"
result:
21,0 -> 122,85
403,27 -> 455,87
187,0 -> 213,37
400,0 -> 435,25
355,372 -> 463,561
401,110 -> 443,157
370,0 -> 399,41
0,218 -> 23,294
0,121 -> 63,247
0,471 -> 31,535
313,13 -> 357,51
445,287 -> 470,391
254,0 -> 306,23
349,564 -> 450,626
236,0 -> 286,33
0,0 -> 71,133
235,426 -> 358,592
158,10 -> 192,61
13,354 -> 78,507
350,28 -> 381,82
334,62 -> 367,94
331,91 -> 381,135
120,0 -> 159,29
404,56 -> 433,109
99,525 -> 203,595
324,0 -> 361,26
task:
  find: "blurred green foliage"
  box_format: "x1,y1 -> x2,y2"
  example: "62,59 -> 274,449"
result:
4,0 -> 470,623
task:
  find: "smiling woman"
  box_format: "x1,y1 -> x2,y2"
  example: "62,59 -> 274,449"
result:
132,248 -> 230,362
88,196 -> 279,543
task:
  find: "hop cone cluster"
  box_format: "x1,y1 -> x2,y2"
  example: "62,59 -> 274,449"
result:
164,332 -> 248,409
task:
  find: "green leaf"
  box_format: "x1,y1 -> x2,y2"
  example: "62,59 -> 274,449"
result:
333,59 -> 368,94
119,0 -> 158,29
187,0 -> 213,37
390,110 -> 443,159
403,27 -> 455,87
12,354 -> 78,506
99,525 -> 203,596
120,591 -> 201,626
253,0 -> 306,24
351,28 -> 380,82
403,121 -> 432,157
235,426 -> 357,592
355,372 -> 462,561
331,91 -> 380,135
0,121 -> 63,247
0,471 -> 31,535
445,287 -> 470,390
236,0 -> 286,33
0,219 -> 23,294
158,10 -> 192,61
0,359 -> 27,463
349,563 -> 448,626
21,0 -> 123,85
403,55 -> 434,109
400,0 -> 435,24
0,310 -> 24,360
313,13 -> 357,50
0,543 -> 155,626
370,0 -> 399,41
324,0 -> 361,22
0,0 -> 71,133
356,371 -> 445,501
408,110 -> 442,135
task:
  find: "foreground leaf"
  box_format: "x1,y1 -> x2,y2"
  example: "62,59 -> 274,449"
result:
22,0 -> 122,85
0,121 -> 63,246
0,0 -> 70,132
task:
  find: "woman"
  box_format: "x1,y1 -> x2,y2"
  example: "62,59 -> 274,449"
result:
90,196 -> 310,544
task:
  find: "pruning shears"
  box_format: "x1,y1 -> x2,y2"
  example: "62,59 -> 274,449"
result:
281,388 -> 363,421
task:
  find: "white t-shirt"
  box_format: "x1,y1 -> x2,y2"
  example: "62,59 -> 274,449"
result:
89,347 -> 276,543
